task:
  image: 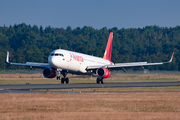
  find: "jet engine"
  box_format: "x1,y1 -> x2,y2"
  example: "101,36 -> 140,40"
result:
97,67 -> 111,78
43,68 -> 56,78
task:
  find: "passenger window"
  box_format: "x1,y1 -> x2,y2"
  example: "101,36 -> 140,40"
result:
55,54 -> 59,56
51,53 -> 54,56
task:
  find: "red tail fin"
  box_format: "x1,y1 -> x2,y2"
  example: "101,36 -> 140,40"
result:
103,32 -> 113,61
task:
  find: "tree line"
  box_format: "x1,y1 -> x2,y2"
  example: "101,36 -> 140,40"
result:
0,23 -> 179,70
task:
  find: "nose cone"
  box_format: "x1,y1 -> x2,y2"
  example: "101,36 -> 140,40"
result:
48,56 -> 60,68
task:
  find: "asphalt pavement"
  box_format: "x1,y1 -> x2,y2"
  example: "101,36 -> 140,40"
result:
0,82 -> 180,93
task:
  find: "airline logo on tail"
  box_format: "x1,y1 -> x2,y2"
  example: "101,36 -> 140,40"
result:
103,32 -> 113,61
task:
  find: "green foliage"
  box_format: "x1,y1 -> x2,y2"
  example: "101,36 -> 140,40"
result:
0,24 -> 179,70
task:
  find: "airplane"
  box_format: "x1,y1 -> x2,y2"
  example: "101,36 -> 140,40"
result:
6,32 -> 174,84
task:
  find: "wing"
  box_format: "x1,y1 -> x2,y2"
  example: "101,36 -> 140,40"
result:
6,51 -> 51,68
87,52 -> 174,71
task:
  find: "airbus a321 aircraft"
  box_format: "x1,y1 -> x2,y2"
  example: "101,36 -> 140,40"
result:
6,32 -> 174,84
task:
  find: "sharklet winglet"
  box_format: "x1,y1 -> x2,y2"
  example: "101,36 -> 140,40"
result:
6,51 -> 9,63
168,51 -> 174,63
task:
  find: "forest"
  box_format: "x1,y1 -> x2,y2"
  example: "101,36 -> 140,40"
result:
0,23 -> 179,70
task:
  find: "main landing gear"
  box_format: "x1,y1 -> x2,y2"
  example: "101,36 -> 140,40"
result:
57,70 -> 69,84
96,78 -> 104,84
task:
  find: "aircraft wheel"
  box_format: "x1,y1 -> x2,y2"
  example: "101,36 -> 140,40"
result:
65,78 -> 69,84
96,78 -> 100,84
100,79 -> 104,84
61,78 -> 65,84
57,76 -> 61,80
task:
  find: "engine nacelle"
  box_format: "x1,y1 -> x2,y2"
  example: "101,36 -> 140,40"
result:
43,68 -> 56,78
97,67 -> 111,78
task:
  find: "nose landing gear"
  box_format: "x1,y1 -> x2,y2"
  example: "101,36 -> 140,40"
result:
57,69 -> 69,84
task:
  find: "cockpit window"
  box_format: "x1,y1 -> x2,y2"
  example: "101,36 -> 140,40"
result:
59,54 -> 64,57
51,53 -> 64,57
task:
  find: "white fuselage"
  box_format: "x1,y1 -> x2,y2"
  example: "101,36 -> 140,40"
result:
48,49 -> 113,73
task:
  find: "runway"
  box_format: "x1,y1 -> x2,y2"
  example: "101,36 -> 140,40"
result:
0,82 -> 180,93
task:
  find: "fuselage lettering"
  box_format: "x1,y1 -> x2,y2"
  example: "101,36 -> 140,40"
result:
70,53 -> 84,62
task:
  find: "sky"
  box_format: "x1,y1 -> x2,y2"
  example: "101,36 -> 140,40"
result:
0,0 -> 180,29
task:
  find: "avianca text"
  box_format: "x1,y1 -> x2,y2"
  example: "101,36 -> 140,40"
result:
70,53 -> 84,62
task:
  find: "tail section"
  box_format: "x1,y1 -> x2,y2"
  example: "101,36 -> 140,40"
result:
103,32 -> 113,61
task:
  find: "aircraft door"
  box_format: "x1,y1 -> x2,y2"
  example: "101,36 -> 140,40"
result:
63,53 -> 70,68
65,53 -> 71,62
